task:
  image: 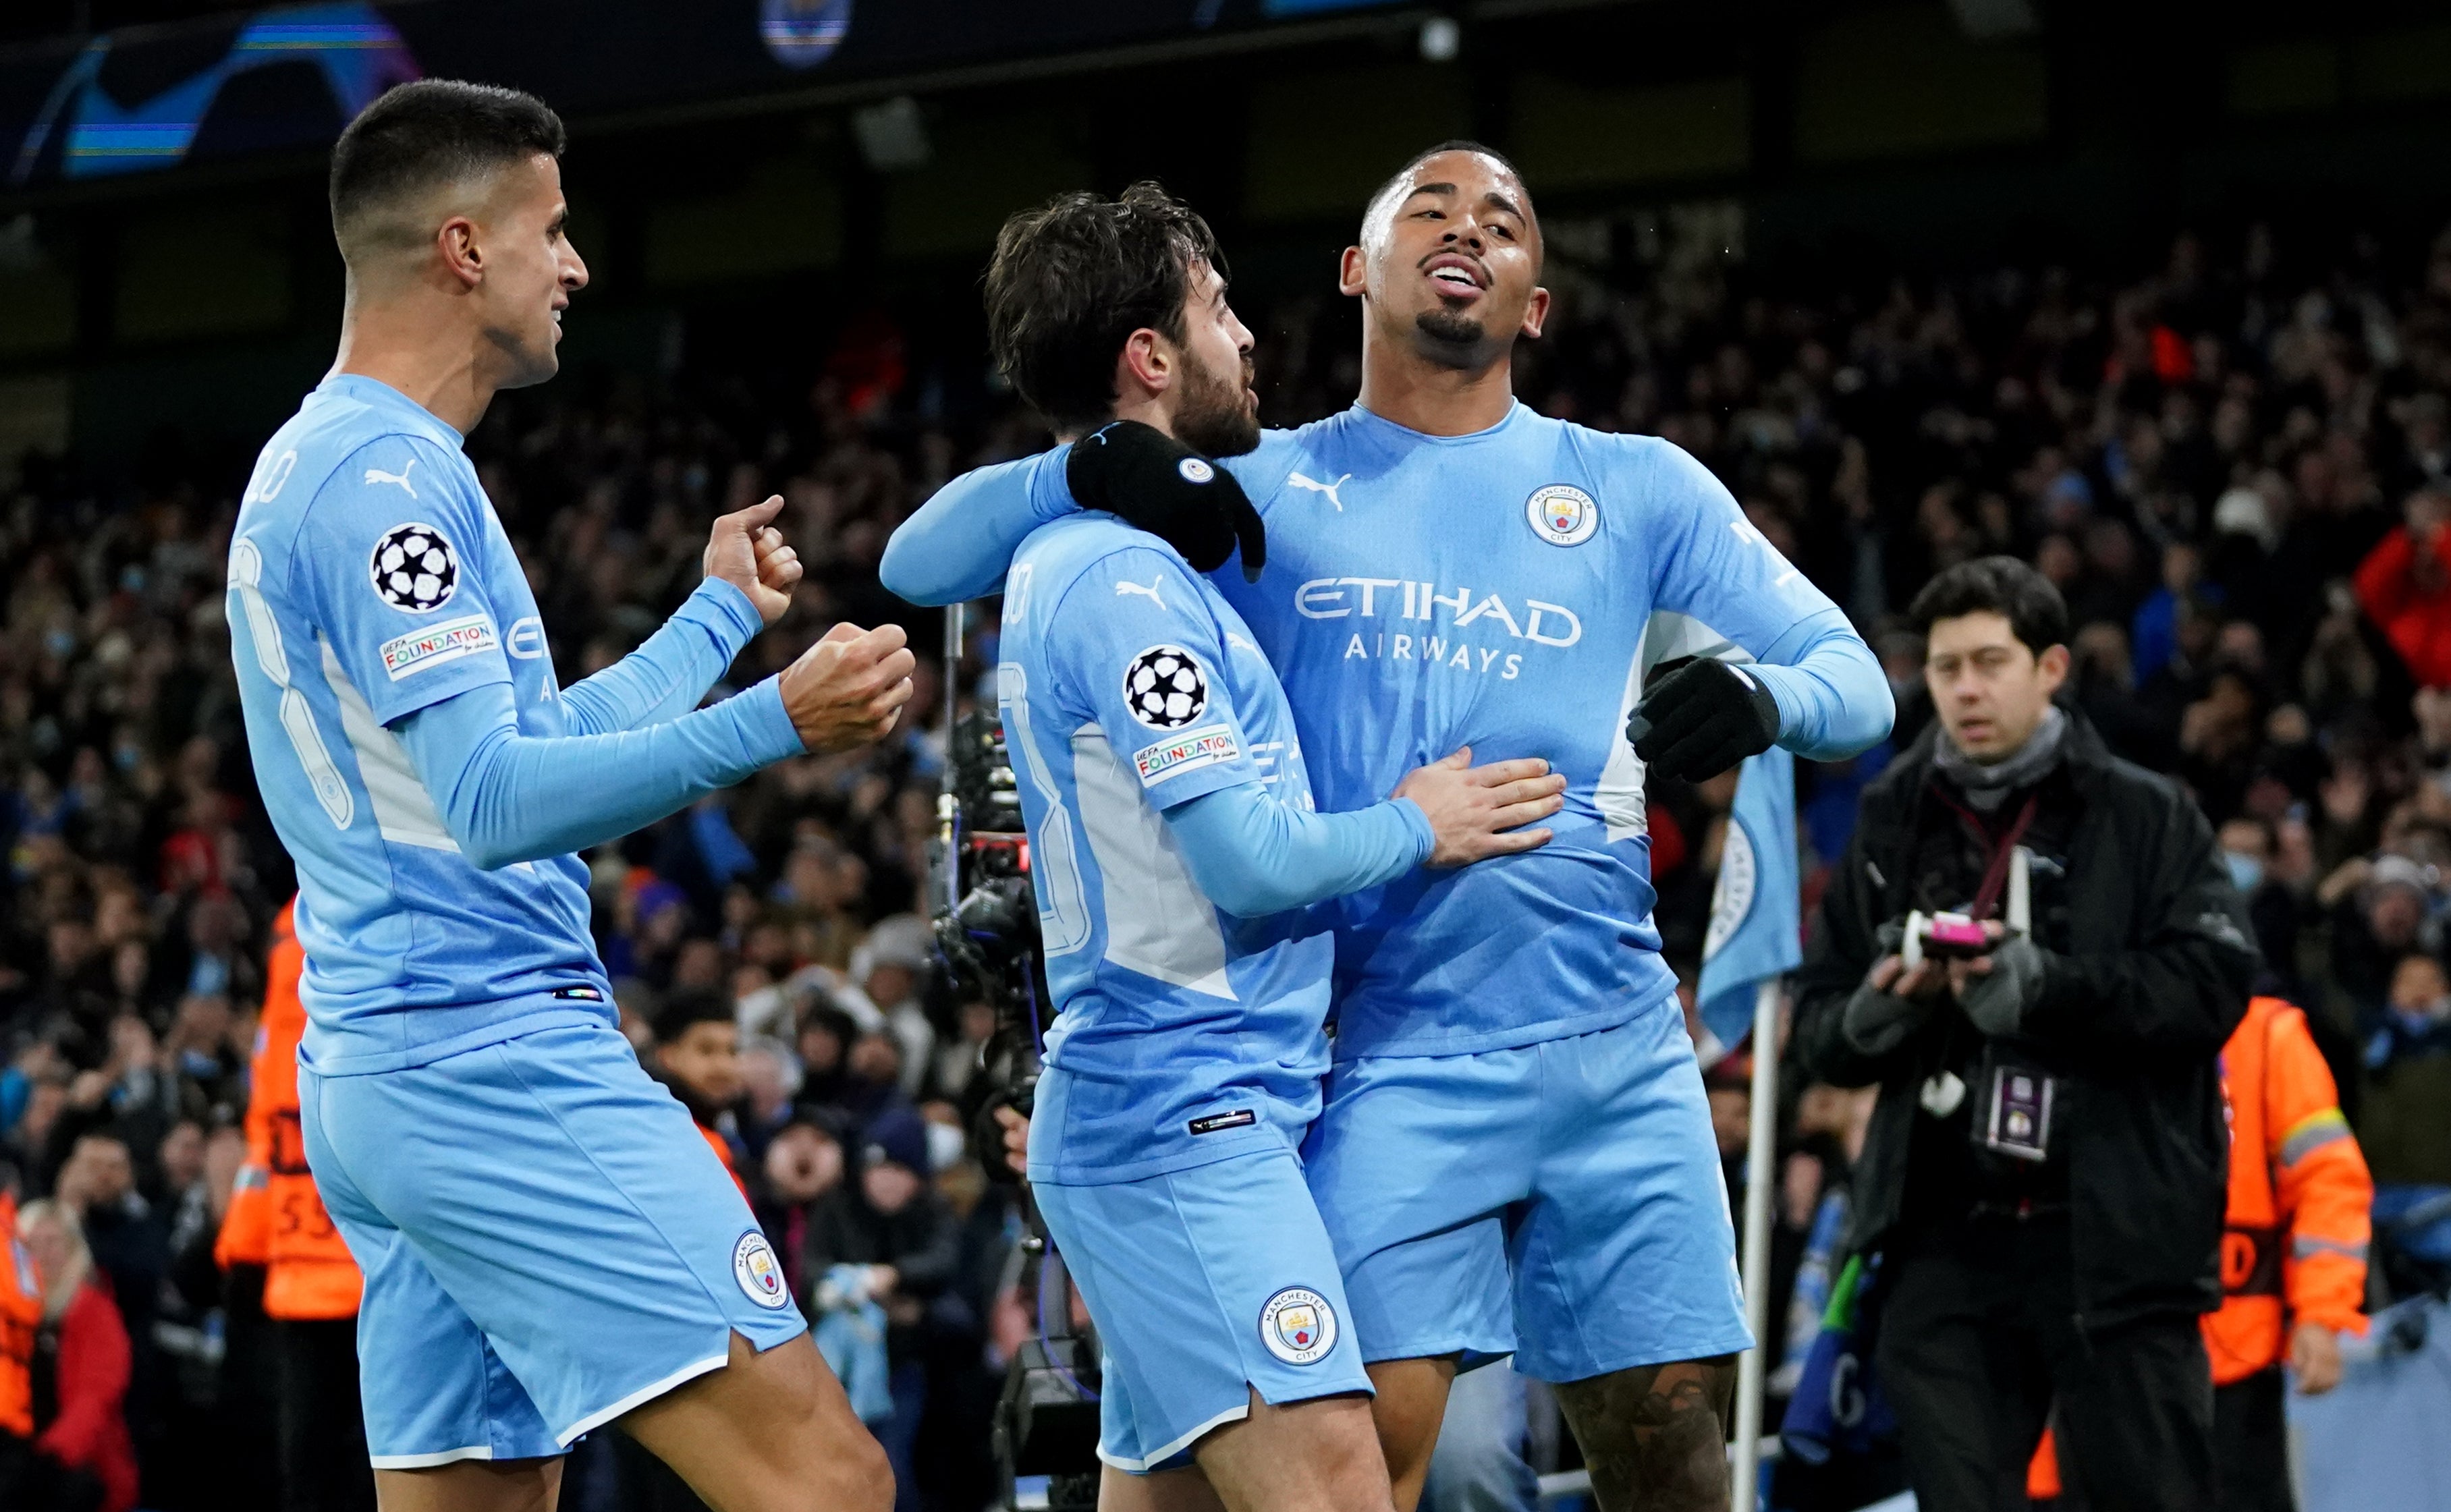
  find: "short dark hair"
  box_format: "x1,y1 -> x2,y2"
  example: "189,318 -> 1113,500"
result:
652,986 -> 734,1046
984,182 -> 1228,435
329,80 -> 565,258
1908,555 -> 2070,656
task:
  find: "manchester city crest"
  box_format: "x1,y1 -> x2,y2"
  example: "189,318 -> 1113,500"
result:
1259,1285 -> 1338,1366
1526,483 -> 1598,547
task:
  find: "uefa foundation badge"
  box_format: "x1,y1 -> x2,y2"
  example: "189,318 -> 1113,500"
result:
1259,1286 -> 1338,1366
1526,484 -> 1599,547
734,1229 -> 792,1310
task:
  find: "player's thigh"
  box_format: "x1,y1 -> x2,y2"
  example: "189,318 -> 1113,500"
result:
302,1062 -> 565,1469
307,1025 -> 806,1451
1194,1389 -> 1393,1512
372,1456 -> 561,1512
1511,1009 -> 1751,1384
1302,1053 -> 1535,1370
1034,1150 -> 1371,1479
1363,1355 -> 1458,1512
1099,1463 -> 1227,1512
615,1328 -> 891,1512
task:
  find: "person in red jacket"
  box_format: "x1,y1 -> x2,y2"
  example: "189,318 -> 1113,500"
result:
15,1199 -> 137,1512
2353,486 -> 2451,687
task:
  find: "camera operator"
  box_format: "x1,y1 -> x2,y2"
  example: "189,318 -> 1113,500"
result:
1794,557 -> 2257,1512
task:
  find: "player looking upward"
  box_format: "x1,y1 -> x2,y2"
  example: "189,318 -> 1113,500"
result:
983,184 -> 1564,1512
227,80 -> 911,1512
884,145 -> 1894,1512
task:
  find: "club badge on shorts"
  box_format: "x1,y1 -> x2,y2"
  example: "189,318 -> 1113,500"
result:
1259,1285 -> 1338,1366
1526,484 -> 1599,547
733,1229 -> 791,1310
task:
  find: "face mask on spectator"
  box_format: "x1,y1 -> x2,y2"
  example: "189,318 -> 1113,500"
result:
2225,851 -> 2264,893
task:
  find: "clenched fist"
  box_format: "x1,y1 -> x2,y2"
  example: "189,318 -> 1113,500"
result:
780,622 -> 916,754
703,495 -> 803,627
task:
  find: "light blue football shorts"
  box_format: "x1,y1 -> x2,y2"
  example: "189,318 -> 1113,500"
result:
297,1021 -> 807,1467
1033,1145 -> 1373,1474
1302,999 -> 1755,1383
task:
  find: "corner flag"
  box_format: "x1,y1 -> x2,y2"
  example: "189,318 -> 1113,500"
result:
1695,746 -> 1801,1061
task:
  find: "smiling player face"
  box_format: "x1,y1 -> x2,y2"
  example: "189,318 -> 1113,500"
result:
1343,148 -> 1548,372
471,152 -> 588,391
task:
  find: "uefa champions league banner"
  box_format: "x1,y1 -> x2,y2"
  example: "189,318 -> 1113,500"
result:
0,0 -> 1407,188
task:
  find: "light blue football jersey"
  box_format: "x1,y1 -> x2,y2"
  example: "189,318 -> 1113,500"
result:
1199,402 -> 1856,1058
999,513 -> 1337,1183
228,374 -> 614,1075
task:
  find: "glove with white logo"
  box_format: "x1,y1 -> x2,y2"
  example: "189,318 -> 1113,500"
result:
1626,659 -> 1782,781
1067,420 -> 1267,582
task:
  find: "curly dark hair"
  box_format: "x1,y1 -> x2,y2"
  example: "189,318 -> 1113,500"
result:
983,181 -> 1228,435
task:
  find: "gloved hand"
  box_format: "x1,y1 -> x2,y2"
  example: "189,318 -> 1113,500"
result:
1626,659 -> 1783,781
1958,934 -> 2047,1036
1842,978 -> 1935,1058
1067,420 -> 1267,582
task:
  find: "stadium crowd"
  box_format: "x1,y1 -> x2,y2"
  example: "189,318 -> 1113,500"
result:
0,207 -> 2446,1508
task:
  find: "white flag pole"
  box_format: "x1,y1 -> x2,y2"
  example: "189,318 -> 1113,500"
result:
1730,976 -> 1782,1511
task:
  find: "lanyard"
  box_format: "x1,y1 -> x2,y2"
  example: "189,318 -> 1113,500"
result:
1932,788 -> 2039,923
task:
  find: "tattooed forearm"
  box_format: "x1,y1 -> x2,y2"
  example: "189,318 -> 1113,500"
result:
1554,1355 -> 1738,1512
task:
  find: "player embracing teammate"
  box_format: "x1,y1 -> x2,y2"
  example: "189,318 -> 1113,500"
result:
886,148 -> 1895,1511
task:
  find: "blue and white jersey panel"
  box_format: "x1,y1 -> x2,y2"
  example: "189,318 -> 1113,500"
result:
997,513 -> 1336,1183
228,374 -> 611,1075
1210,403 -> 1852,1057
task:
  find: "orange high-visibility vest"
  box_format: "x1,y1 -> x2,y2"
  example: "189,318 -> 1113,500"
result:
2205,995 -> 2371,1382
2029,995 -> 2373,1492
215,901 -> 362,1320
0,1191 -> 39,1438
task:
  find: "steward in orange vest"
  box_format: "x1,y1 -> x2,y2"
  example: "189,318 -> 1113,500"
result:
2207,995 -> 2371,1386
216,901 -> 364,1320
2031,995 -> 2371,1509
0,1191 -> 39,1440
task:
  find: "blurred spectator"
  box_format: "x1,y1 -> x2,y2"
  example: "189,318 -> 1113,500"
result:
2354,487 -> 2451,687
649,988 -> 748,1189
18,1200 -> 138,1512
797,1107 -> 956,1512
2359,953 -> 2451,1194
852,916 -> 936,1098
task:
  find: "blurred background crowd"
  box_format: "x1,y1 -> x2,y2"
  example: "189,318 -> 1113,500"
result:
1,200 -> 2448,1505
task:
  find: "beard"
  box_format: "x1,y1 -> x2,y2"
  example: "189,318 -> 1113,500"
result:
1172,346 -> 1261,458
1412,303 -> 1487,362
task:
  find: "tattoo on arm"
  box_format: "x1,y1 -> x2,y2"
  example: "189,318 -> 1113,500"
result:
1553,1355 -> 1738,1512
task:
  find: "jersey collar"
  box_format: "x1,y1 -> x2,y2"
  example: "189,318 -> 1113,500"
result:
316,372 -> 466,443
1342,398 -> 1526,446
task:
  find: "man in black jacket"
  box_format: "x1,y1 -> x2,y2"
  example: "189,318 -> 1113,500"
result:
1794,557 -> 2257,1512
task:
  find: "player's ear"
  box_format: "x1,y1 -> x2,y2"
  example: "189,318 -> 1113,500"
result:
1117,329 -> 1169,400
437,214 -> 485,290
1338,245 -> 1367,299
1520,285 -> 1551,341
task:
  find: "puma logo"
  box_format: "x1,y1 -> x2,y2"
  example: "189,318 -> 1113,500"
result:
1286,472 -> 1350,511
1115,578 -> 1167,610
362,459 -> 418,497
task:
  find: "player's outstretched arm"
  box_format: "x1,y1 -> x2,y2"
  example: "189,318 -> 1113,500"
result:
558,497 -> 803,736
396,624 -> 913,870
1638,439 -> 1894,772
1165,752 -> 1563,918
879,451 -> 1074,607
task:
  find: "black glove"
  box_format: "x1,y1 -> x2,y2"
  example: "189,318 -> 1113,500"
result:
1067,420 -> 1266,582
1626,659 -> 1782,781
